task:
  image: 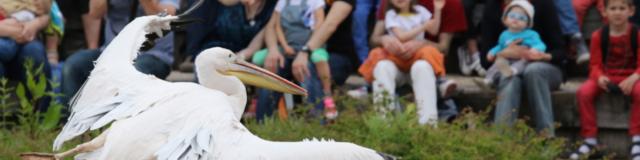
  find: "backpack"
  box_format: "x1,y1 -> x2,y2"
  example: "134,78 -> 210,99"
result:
601,25 -> 639,64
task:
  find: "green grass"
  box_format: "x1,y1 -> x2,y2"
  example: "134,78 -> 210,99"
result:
0,95 -> 566,160
245,97 -> 566,160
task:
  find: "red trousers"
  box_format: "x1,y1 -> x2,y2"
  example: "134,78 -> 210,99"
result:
577,76 -> 640,137
572,0 -> 605,27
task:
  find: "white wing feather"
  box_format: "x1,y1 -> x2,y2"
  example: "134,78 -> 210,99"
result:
53,16 -> 177,150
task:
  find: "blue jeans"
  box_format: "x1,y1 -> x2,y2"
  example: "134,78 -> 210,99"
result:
328,53 -> 355,86
493,62 -> 562,136
553,0 -> 580,35
256,57 -> 323,121
352,0 -> 380,63
0,38 -> 51,112
61,50 -> 171,105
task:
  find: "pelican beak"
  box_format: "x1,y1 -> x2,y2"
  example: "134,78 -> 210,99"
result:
225,59 -> 307,96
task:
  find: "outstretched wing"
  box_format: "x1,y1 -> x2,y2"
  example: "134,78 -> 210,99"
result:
53,15 -> 177,150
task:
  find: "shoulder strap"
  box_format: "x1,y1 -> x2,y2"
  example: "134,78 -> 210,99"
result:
602,26 -> 609,64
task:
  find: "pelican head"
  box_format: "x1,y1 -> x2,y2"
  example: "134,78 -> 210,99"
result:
195,47 -> 307,96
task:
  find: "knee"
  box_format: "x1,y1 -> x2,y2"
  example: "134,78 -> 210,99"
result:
410,60 -> 433,75
18,41 -> 46,63
134,55 -> 170,79
522,63 -> 546,79
62,52 -> 91,77
0,38 -> 17,60
373,60 -> 395,78
577,81 -> 600,99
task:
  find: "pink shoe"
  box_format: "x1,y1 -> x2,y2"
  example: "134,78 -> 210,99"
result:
323,97 -> 338,120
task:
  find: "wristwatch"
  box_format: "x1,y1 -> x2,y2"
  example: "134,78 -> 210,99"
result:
301,45 -> 312,54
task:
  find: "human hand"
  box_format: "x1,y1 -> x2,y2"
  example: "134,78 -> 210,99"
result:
1,19 -> 20,26
619,74 -> 640,95
20,21 -> 39,43
499,39 -> 528,58
292,52 -> 310,82
598,76 -> 610,92
402,40 -> 425,59
283,45 -> 296,56
381,35 -> 405,55
236,49 -> 253,61
434,0 -> 446,10
524,51 -> 551,61
264,49 -> 284,72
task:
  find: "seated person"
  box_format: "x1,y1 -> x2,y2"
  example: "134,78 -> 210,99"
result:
250,0 -> 339,120
482,0 -> 549,86
185,0 -> 276,59
0,0 -> 52,82
256,0 -> 356,122
62,0 -> 179,105
0,0 -> 52,111
359,0 -> 454,125
570,0 -> 640,159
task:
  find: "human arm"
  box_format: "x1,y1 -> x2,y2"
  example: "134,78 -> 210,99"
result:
487,32 -> 510,61
312,5 -> 325,31
423,0 -> 444,36
237,28 -> 265,61
264,12 -> 285,72
139,0 -> 178,15
88,0 -> 107,19
0,20 -> 24,39
21,14 -> 50,43
292,0 -> 352,82
528,30 -> 547,53
589,31 -> 604,80
299,1 -> 351,52
273,12 -> 294,55
386,10 -> 425,42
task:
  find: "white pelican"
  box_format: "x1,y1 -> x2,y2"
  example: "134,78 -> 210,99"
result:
42,11 -> 394,160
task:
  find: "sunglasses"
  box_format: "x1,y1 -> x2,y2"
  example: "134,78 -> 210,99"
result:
507,12 -> 529,22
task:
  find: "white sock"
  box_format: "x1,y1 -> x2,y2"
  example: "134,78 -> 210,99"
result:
632,135 -> 640,156
578,138 -> 597,154
585,138 -> 597,145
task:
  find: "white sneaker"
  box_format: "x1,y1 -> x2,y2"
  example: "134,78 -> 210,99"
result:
577,53 -> 590,65
439,80 -> 457,98
347,86 -> 368,99
457,47 -> 473,75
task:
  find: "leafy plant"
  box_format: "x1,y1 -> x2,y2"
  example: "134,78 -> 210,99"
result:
11,59 -> 63,135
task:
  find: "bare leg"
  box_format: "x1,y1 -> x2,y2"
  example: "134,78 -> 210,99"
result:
467,38 -> 479,54
46,35 -> 60,65
54,129 -> 109,160
82,14 -> 101,49
315,61 -> 332,96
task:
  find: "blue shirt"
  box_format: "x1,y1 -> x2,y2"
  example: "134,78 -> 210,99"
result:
102,0 -> 180,65
489,29 -> 547,56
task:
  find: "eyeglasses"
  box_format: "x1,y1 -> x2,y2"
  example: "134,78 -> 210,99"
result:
507,12 -> 529,22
